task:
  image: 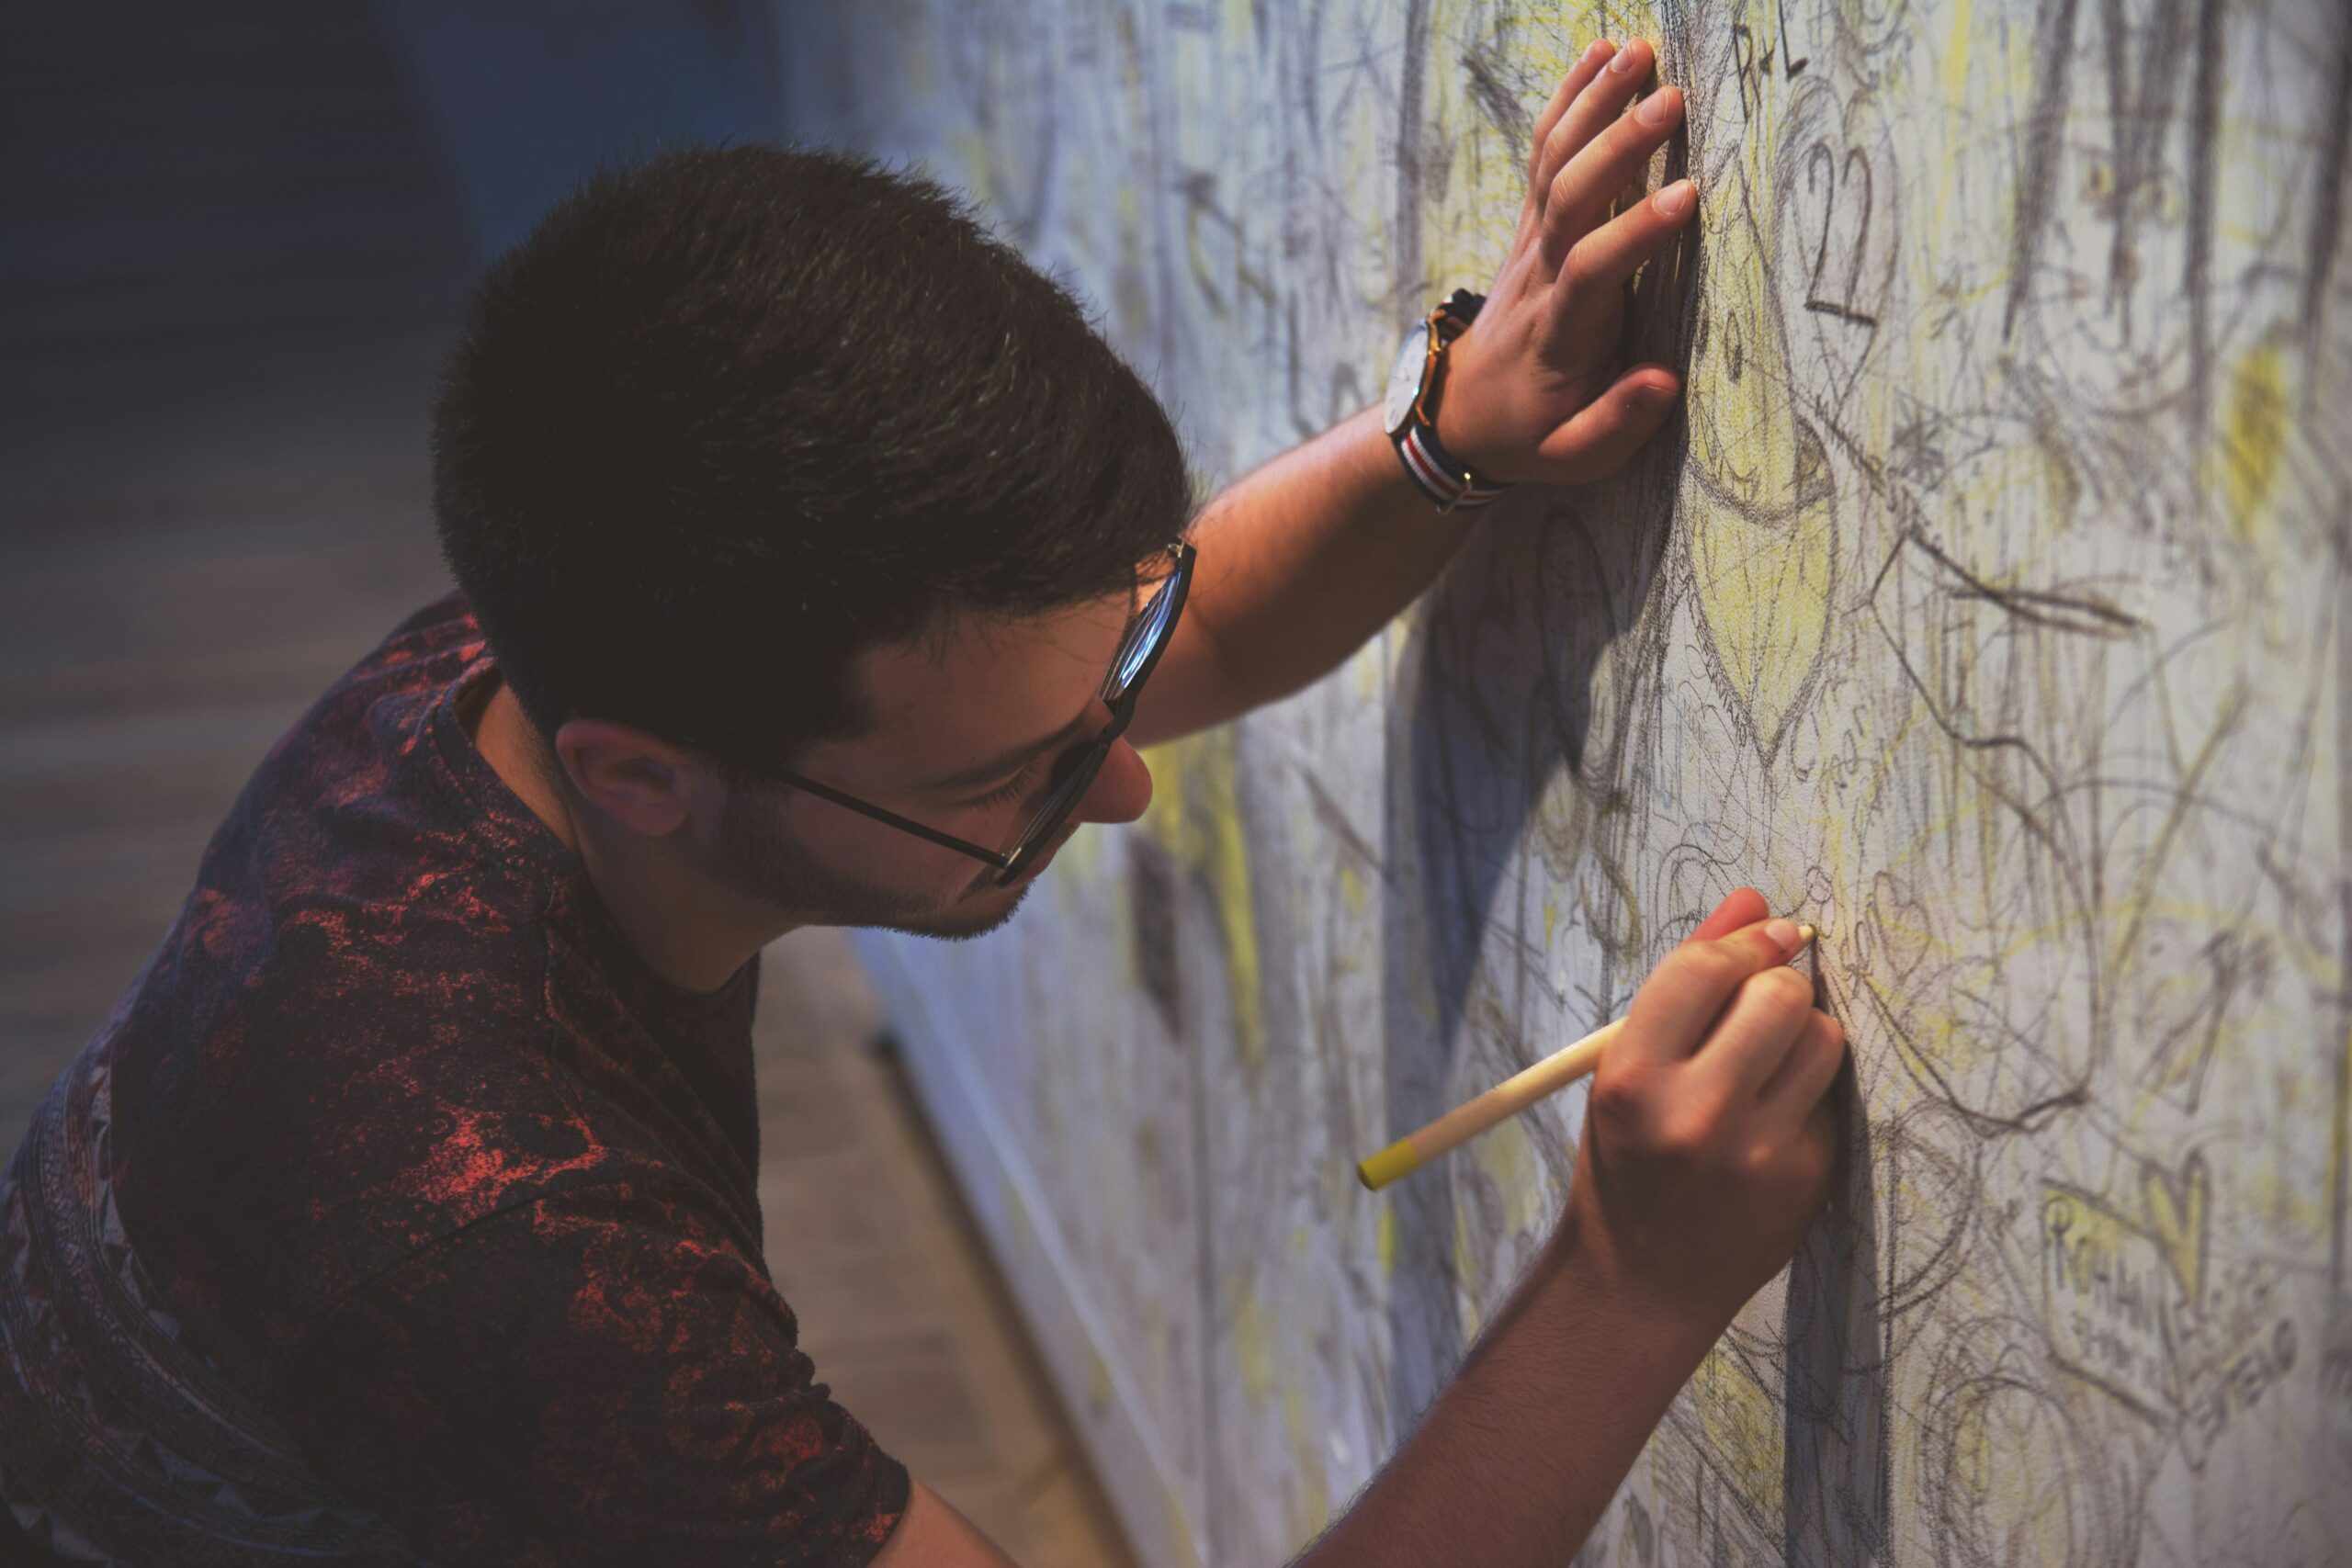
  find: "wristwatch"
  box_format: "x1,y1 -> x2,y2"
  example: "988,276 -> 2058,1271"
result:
1383,288 -> 1510,513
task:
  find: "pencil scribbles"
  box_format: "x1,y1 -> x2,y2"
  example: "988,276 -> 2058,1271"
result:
797,0 -> 2352,1562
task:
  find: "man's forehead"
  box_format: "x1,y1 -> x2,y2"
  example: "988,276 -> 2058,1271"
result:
818,592 -> 1135,783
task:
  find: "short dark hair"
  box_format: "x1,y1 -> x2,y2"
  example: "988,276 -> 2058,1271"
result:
430,143 -> 1191,773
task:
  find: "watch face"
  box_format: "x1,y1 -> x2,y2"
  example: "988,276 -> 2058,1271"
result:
1383,321 -> 1431,436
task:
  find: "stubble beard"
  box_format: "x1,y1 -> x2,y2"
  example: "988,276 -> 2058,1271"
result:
705,783 -> 1036,941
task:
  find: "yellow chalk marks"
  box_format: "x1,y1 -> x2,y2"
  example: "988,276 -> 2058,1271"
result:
1226,1265 -> 1333,1542
1468,1109 -> 1550,1240
2211,335 -> 2290,539
1940,0 -> 1975,108
1376,1203 -> 1400,1279
1145,731 -> 1267,1072
1688,1343 -> 1782,1522
2139,1152 -> 2211,1305
1419,0 -> 1658,300
1227,1270 -> 1278,1407
1453,1201 -> 1483,1340
1686,193 -> 1837,761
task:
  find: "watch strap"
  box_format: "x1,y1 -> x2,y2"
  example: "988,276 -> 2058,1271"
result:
1396,421 -> 1510,513
1396,288 -> 1510,513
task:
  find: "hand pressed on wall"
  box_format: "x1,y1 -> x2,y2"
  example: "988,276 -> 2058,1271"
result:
1437,36 -> 1693,487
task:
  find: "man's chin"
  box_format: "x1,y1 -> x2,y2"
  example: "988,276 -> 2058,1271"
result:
871,878 -> 1034,942
882,831 -> 1078,941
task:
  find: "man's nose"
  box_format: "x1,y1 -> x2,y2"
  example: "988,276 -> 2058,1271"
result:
1071,740 -> 1152,826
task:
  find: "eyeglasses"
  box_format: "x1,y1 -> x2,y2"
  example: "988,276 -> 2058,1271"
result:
685,540 -> 1194,888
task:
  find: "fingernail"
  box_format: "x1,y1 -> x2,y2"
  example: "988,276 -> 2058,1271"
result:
1654,178 -> 1694,217
1639,380 -> 1679,405
1638,85 -> 1682,127
1584,38 -> 1611,64
1610,38 -> 1645,73
1765,918 -> 1802,955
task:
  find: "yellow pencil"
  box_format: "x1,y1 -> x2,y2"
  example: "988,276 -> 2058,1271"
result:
1355,924 -> 1817,1190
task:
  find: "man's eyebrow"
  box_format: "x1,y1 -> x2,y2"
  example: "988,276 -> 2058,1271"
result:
918,587 -> 1149,795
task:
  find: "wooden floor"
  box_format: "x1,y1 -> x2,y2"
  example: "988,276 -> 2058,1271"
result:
0,6 -> 1131,1562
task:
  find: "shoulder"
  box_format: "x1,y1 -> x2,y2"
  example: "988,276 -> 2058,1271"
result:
108,908 -> 654,1378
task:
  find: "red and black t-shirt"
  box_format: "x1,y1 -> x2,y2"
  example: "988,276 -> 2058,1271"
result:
0,594 -> 909,1564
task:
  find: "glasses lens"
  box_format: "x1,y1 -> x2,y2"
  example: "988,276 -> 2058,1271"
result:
1111,573 -> 1178,695
1001,740 -> 1108,879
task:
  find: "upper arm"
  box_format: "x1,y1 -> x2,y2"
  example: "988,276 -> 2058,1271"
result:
872,1483 -> 1025,1568
1123,607 -> 1244,750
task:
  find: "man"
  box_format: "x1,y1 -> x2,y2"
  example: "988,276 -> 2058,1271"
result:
0,36 -> 1845,1566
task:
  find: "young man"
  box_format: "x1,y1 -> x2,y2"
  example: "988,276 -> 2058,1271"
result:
0,37 -> 1845,1567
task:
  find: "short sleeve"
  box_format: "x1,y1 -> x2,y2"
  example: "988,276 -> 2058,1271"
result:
264,1177 -> 910,1566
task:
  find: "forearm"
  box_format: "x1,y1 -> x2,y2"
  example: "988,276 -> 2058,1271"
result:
1142,406 -> 1478,739
1292,1213 -> 1715,1568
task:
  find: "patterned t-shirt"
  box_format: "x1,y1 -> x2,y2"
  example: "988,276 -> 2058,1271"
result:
0,593 -> 910,1565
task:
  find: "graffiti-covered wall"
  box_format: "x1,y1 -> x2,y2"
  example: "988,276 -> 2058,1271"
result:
784,3 -> 2352,1563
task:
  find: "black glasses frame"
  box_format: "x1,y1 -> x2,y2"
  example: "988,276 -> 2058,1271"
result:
683,540 -> 1194,888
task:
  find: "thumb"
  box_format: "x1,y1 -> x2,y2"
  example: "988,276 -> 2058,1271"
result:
1532,365 -> 1679,484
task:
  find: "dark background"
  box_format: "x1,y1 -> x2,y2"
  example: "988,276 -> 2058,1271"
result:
0,0 -> 786,1134
0,7 -> 1132,1559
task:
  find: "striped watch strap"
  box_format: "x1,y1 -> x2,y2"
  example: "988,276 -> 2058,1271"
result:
1396,422 -> 1510,513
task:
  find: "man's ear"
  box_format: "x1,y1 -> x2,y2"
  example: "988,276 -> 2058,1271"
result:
550,717 -> 707,839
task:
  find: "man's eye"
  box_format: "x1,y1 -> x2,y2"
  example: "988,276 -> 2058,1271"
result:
965,757 -> 1040,809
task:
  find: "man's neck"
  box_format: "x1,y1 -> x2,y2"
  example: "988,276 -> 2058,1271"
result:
466,676 -> 581,854
467,678 -> 784,995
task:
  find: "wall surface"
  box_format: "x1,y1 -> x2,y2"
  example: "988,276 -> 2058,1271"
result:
784,2 -> 2352,1563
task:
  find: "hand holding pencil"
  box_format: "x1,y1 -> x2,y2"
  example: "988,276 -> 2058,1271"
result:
1365,889 -> 1848,1330
1357,905 -> 1817,1190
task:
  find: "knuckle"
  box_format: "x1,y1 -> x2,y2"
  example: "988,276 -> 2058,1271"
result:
1561,242 -> 1598,289
1652,1113 -> 1710,1164
1750,964 -> 1813,1014
1682,943 -> 1746,992
1590,1064 -> 1649,1124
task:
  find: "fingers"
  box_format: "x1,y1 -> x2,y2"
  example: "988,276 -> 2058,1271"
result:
1526,38 -> 1615,197
1621,916 -> 1810,1068
1530,363 -> 1681,484
1761,1007 -> 1849,1117
1687,964 -> 1818,1100
1542,82 -> 1686,272
1562,176 -> 1695,296
1531,38 -> 1653,228
1683,887 -> 1770,946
